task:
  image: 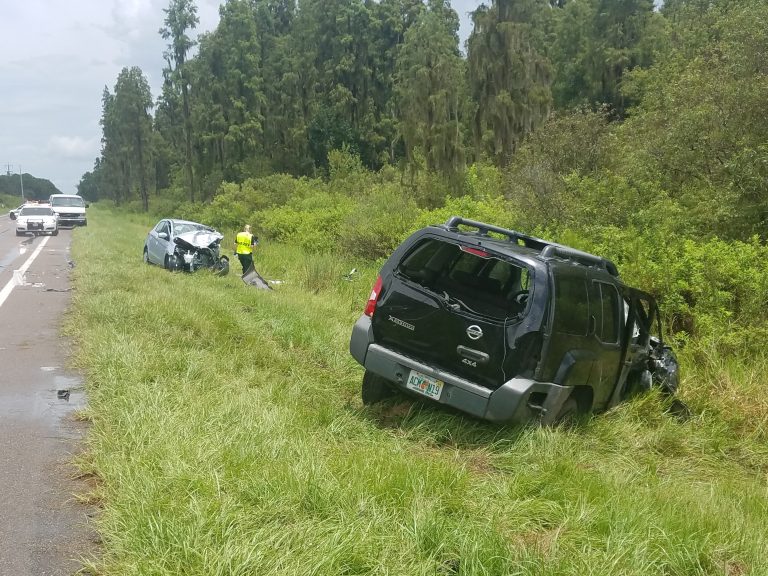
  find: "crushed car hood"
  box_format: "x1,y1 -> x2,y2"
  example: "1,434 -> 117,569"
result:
173,230 -> 223,250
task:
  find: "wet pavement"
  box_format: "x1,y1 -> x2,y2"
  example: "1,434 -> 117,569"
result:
0,218 -> 96,575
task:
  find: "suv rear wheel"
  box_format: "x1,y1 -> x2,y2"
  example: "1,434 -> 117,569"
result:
362,370 -> 395,405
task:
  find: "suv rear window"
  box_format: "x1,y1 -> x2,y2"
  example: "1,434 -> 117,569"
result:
396,238 -> 530,319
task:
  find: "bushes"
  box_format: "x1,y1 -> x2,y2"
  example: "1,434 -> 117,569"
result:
134,146 -> 768,366
411,195 -> 517,234
257,193 -> 356,254
338,183 -> 417,260
559,226 -> 768,360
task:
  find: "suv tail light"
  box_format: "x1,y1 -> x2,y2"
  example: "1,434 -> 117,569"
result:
364,276 -> 383,317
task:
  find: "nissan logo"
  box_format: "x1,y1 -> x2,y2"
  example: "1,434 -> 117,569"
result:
466,325 -> 483,340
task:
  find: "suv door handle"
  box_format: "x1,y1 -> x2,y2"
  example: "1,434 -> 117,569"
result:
456,346 -> 489,365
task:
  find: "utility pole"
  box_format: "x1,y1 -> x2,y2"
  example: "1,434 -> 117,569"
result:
4,163 -> 24,199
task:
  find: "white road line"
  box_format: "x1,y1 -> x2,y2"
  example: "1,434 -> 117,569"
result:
0,236 -> 50,309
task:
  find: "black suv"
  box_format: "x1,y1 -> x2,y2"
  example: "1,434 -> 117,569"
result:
349,217 -> 679,425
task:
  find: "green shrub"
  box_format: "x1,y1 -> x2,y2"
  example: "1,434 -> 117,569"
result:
560,227 -> 768,360
410,196 -> 518,236
338,183 -> 416,260
198,183 -> 251,231
257,191 -> 356,253
464,163 -> 503,200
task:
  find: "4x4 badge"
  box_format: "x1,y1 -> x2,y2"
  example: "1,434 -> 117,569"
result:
466,325 -> 483,340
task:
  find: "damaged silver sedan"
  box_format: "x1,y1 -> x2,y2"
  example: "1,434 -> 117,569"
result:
143,219 -> 229,275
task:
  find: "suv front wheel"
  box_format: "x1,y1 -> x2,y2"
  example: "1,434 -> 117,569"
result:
362,370 -> 395,405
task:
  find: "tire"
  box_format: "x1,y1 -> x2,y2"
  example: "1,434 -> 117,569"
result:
143,249 -> 150,265
215,256 -> 230,276
362,370 -> 395,405
15,231 -> 23,236
553,396 -> 578,425
164,254 -> 171,270
52,229 -> 58,236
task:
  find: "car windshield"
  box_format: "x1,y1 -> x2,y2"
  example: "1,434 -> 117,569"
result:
174,222 -> 210,235
20,207 -> 55,216
50,197 -> 85,208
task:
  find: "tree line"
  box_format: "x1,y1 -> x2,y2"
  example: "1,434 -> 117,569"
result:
0,173 -> 60,201
80,0 -> 768,240
80,0 -> 665,204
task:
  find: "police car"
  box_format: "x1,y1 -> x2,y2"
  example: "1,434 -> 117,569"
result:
15,204 -> 59,236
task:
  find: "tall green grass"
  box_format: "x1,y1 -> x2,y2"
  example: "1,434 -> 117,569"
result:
69,206 -> 768,575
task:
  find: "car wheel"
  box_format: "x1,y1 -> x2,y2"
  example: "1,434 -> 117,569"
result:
15,231 -> 23,236
553,396 -> 578,425
52,229 -> 58,236
362,370 -> 395,405
215,256 -> 230,276
143,248 -> 150,265
164,254 -> 171,270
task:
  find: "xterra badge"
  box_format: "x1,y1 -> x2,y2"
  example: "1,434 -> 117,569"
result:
388,315 -> 415,331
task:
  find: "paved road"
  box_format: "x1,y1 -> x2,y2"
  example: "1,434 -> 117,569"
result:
0,214 -> 95,575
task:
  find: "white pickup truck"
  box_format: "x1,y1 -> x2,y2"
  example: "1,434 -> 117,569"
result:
48,194 -> 88,227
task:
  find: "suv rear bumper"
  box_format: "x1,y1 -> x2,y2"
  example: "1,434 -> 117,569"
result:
351,315 -> 572,425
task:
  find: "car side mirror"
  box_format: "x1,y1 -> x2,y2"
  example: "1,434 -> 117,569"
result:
158,232 -> 169,240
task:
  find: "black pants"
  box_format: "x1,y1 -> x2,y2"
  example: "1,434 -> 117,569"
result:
237,253 -> 253,274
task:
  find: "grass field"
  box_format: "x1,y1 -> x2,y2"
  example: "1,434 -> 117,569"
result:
68,206 -> 767,575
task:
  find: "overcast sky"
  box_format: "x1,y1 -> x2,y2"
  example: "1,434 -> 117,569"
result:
0,0 -> 482,195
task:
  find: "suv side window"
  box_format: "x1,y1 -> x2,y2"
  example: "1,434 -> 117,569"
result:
553,274 -> 589,335
593,281 -> 620,343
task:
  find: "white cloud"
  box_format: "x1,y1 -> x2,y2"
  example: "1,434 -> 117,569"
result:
47,136 -> 100,160
113,0 -> 154,22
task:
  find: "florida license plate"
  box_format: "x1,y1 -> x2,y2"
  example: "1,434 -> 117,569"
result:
406,369 -> 443,400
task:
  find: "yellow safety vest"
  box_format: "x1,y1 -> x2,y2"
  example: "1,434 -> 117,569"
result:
235,232 -> 253,255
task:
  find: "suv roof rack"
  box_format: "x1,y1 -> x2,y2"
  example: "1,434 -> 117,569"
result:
444,216 -> 619,277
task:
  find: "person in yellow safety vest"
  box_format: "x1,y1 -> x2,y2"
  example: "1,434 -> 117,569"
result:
234,224 -> 258,275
